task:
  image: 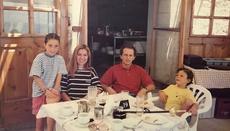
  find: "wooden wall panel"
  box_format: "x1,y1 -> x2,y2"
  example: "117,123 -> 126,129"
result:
3,99 -> 33,126
3,48 -> 28,100
188,43 -> 205,57
186,37 -> 230,58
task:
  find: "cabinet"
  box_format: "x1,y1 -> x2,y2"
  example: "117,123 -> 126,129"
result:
90,35 -> 147,77
215,98 -> 230,118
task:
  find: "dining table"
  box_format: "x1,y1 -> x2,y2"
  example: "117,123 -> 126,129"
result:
37,93 -> 189,131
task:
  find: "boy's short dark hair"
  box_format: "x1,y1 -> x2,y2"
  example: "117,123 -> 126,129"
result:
44,33 -> 60,44
177,68 -> 194,85
120,43 -> 137,56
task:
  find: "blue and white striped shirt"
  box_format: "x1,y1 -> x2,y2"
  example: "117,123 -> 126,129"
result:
29,52 -> 67,97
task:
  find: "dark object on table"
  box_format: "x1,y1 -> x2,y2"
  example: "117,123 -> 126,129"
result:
119,100 -> 130,109
89,118 -> 94,122
184,54 -> 207,69
99,102 -> 106,106
120,110 -> 169,113
113,109 -> 126,119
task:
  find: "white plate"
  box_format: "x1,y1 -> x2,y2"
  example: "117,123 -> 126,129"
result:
123,118 -> 141,129
75,121 -> 89,128
142,115 -> 168,125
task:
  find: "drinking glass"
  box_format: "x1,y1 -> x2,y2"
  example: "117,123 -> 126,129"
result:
94,106 -> 104,123
88,86 -> 97,107
136,96 -> 145,116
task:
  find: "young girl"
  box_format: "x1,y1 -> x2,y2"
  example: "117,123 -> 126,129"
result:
29,33 -> 67,131
159,68 -> 198,116
61,44 -> 102,101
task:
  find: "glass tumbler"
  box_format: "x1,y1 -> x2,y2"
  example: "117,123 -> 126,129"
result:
88,86 -> 97,107
136,96 -> 145,116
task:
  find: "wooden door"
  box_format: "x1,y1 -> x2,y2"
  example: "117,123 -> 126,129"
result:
0,37 -> 44,126
0,0 -> 69,128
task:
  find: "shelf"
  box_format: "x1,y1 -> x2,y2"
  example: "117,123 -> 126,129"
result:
114,36 -> 147,39
90,35 -> 147,76
114,53 -> 146,57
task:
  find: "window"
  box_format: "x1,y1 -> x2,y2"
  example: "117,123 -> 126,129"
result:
191,0 -> 230,36
2,0 -> 57,35
4,10 -> 29,33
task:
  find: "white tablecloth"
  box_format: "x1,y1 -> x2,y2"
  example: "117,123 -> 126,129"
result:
37,94 -> 189,131
185,66 -> 230,89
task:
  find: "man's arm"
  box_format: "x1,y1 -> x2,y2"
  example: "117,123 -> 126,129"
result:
101,84 -> 117,95
136,84 -> 155,97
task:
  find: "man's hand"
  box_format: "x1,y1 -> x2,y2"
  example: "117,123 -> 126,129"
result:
101,84 -> 117,95
136,88 -> 148,97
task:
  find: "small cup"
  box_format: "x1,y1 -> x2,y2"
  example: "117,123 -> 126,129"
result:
78,113 -> 90,125
94,106 -> 104,121
78,101 -> 90,113
111,119 -> 123,131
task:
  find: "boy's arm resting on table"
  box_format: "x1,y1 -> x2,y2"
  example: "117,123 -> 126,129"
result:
33,75 -> 48,92
101,84 -> 117,95
136,84 -> 155,97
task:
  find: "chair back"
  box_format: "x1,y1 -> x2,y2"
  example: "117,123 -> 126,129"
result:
187,84 -> 212,114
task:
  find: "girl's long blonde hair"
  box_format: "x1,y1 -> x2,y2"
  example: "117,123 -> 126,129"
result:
68,44 -> 91,75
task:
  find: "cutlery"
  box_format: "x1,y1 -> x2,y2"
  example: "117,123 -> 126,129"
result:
120,110 -> 169,113
119,109 -> 187,114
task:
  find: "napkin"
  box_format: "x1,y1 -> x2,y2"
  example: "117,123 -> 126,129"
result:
103,94 -> 136,116
103,94 -> 116,116
36,106 -> 48,118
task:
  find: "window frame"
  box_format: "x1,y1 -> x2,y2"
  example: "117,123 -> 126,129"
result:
190,0 -> 230,37
0,0 -> 59,37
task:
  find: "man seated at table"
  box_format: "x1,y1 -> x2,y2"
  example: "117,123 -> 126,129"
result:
100,43 -> 155,97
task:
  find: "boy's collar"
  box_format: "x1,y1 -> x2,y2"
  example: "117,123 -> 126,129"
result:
44,52 -> 56,58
